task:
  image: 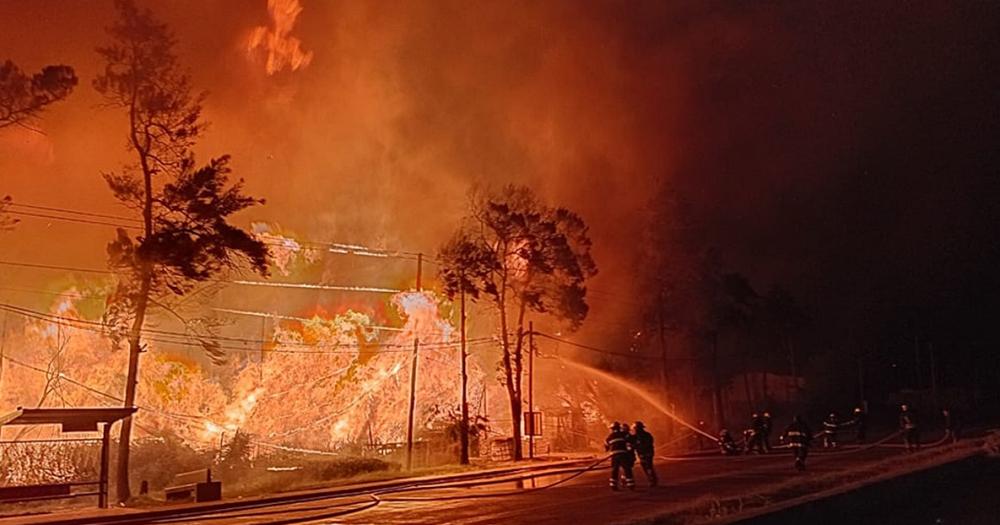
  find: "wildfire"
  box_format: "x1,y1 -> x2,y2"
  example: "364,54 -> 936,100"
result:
246,0 -> 314,75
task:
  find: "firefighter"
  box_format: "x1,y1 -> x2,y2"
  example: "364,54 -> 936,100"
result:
852,406 -> 868,443
899,404 -> 919,452
746,413 -> 766,454
633,421 -> 657,487
621,423 -> 637,488
761,411 -> 773,452
942,408 -> 959,443
604,422 -> 635,490
718,429 -> 739,455
822,412 -> 840,448
696,420 -> 708,450
783,415 -> 812,471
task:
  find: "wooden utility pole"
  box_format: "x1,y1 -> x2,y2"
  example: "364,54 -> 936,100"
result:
528,321 -> 535,459
459,278 -> 470,464
259,315 -> 267,382
0,311 -> 8,398
405,254 -> 423,470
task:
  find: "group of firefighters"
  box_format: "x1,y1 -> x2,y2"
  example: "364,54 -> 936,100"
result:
603,421 -> 658,490
605,404 -> 954,489
717,404 -> 942,471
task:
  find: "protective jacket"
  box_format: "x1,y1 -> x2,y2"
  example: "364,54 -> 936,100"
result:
785,421 -> 812,448
633,428 -> 655,456
605,430 -> 631,455
899,412 -> 918,430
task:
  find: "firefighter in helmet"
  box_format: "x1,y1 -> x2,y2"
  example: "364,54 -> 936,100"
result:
718,429 -> 739,455
746,413 -> 766,454
761,411 -> 773,452
783,415 -> 813,471
852,406 -> 868,443
632,421 -> 657,487
621,422 -> 637,487
822,412 -> 840,448
899,404 -> 919,452
604,422 -> 635,490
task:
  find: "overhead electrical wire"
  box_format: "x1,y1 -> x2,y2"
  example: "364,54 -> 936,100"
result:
0,302 -> 498,354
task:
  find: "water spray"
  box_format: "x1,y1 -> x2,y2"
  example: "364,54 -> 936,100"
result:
553,356 -> 717,440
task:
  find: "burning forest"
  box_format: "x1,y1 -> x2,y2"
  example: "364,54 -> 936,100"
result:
2,0 -> 999,522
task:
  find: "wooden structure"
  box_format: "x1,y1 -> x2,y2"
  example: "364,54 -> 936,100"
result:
0,407 -> 136,508
163,468 -> 221,502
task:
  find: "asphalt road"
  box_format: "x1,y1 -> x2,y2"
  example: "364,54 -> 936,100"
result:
132,446 -> 905,525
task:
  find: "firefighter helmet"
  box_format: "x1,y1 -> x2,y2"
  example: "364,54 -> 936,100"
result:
610,421 -> 621,431
634,421 -> 645,429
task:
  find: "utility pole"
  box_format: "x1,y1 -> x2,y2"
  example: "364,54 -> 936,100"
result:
405,254 -> 423,470
0,311 -> 7,399
528,321 -> 534,460
259,315 -> 267,382
459,277 -> 469,465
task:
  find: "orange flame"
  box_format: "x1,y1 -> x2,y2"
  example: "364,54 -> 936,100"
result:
246,0 -> 314,75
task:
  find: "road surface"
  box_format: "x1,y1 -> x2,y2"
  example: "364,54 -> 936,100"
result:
76,446 -> 910,525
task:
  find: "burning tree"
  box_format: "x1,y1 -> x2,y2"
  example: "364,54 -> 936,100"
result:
94,0 -> 268,502
0,59 -> 77,131
438,185 -> 597,460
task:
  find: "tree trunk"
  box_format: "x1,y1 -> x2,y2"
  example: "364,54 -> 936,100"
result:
511,299 -> 529,460
116,268 -> 152,503
497,296 -> 522,460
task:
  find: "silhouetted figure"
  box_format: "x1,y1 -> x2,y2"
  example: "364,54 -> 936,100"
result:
899,404 -> 919,452
696,420 -> 708,450
851,407 -> 867,443
718,429 -> 739,455
745,413 -> 766,454
605,422 -> 635,490
783,415 -> 813,471
822,412 -> 840,448
621,423 -> 637,489
942,408 -> 959,443
761,411 -> 773,452
633,421 -> 657,487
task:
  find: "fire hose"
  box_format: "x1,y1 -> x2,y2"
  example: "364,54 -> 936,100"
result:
374,454 -> 613,502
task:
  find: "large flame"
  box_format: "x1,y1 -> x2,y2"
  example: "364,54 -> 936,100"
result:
246,0 -> 313,75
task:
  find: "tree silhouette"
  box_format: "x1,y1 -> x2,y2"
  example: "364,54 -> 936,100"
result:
0,59 -> 77,131
438,185 -> 597,460
95,0 -> 268,502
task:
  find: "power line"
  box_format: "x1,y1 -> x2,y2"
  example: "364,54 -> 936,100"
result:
6,202 -> 141,224
4,210 -> 139,229
227,279 -> 402,294
533,331 -> 695,362
8,200 -> 428,261
0,260 -> 112,275
0,259 -> 405,294
0,302 -> 495,353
